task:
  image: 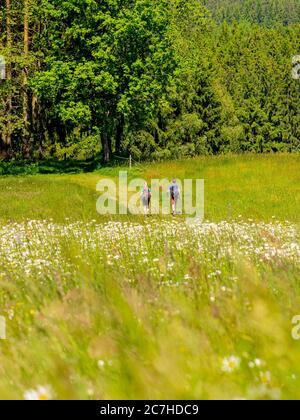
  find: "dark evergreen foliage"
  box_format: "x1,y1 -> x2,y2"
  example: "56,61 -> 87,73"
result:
0,0 -> 299,161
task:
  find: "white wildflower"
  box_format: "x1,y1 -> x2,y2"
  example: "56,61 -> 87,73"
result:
222,356 -> 241,373
24,385 -> 53,401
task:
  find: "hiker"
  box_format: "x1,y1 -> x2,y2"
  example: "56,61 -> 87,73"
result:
141,182 -> 151,215
169,179 -> 180,216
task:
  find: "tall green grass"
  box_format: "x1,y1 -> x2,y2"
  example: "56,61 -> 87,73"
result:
0,154 -> 299,400
0,154 -> 299,223
0,220 -> 299,399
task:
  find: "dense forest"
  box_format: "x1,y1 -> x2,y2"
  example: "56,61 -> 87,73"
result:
203,0 -> 300,25
0,0 -> 299,162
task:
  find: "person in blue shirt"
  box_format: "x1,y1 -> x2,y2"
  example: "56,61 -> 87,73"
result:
169,179 -> 180,216
141,182 -> 151,215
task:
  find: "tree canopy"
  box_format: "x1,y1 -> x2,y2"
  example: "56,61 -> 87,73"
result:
0,0 -> 299,161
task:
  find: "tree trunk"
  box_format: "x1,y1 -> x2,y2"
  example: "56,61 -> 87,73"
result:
23,0 -> 30,159
4,0 -> 12,155
115,115 -> 124,154
102,131 -> 111,163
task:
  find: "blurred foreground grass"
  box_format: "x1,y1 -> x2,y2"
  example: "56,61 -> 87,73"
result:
0,220 -> 299,399
0,154 -> 300,400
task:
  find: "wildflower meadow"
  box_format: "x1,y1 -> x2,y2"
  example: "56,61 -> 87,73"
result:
1,0 -> 300,402
0,154 -> 300,400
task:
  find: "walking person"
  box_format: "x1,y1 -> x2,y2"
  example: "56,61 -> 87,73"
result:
141,181 -> 151,215
169,179 -> 180,216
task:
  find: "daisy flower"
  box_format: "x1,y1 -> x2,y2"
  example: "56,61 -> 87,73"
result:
24,385 -> 53,401
222,356 -> 241,373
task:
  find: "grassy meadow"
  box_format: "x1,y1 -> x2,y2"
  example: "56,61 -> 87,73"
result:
0,154 -> 300,400
0,153 -> 300,223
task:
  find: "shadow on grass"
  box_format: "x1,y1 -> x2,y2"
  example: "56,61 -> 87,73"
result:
0,157 -> 129,176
